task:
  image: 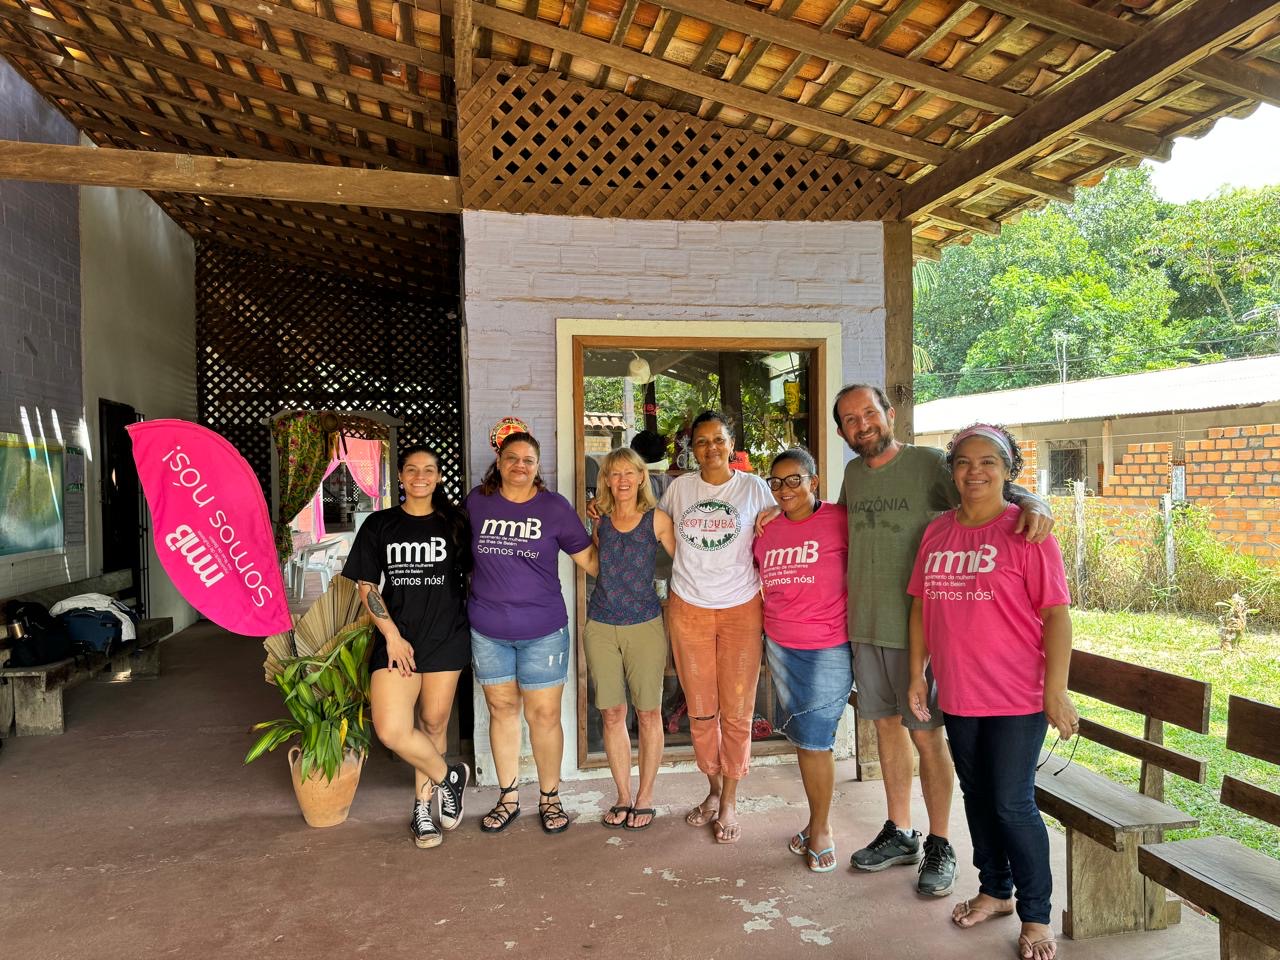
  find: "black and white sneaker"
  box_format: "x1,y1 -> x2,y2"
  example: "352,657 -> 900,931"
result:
437,762 -> 470,831
411,798 -> 442,849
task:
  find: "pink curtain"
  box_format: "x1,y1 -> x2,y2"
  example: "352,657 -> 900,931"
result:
298,437 -> 385,542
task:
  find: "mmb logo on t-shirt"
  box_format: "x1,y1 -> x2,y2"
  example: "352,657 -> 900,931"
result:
678,499 -> 740,551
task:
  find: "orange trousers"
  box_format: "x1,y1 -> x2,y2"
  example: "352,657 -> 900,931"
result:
667,591 -> 764,780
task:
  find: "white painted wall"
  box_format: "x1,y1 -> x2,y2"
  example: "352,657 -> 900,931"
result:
80,182 -> 199,631
461,211 -> 888,783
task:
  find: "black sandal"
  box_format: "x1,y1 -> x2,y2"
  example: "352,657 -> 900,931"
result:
538,787 -> 571,834
479,781 -> 521,834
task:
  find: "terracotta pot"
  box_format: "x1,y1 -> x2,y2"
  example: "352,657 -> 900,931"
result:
287,745 -> 365,828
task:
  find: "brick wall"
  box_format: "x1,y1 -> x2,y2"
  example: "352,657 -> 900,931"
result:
1088,427 -> 1280,560
461,211 -> 887,486
0,60 -> 86,596
1016,439 -> 1038,493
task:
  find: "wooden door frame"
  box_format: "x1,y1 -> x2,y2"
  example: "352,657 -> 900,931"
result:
557,321 -> 845,770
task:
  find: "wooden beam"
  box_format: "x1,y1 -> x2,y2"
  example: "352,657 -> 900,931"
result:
198,0 -> 450,75
56,0 -> 449,120
0,7 -> 452,157
924,203 -> 1000,235
469,5 -> 1100,201
980,0 -> 1280,108
0,139 -> 461,211
912,241 -> 942,261
470,2 -> 950,164
884,222 -> 917,436
0,36 -> 422,172
646,0 -> 1167,159
453,0 -> 474,95
899,0 -> 1280,216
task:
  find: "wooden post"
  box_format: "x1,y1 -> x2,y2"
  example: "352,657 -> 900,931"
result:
718,353 -> 744,451
1139,714 -> 1181,927
453,0 -> 475,97
882,221 -> 914,441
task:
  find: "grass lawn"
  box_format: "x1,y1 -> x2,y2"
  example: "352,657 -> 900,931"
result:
1064,609 -> 1280,858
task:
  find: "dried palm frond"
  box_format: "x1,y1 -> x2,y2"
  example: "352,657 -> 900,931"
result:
262,573 -> 366,682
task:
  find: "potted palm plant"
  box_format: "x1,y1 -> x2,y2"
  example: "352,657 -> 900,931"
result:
247,576 -> 374,827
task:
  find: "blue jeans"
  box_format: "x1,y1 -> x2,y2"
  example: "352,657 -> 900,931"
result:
944,712 -> 1052,925
471,626 -> 570,690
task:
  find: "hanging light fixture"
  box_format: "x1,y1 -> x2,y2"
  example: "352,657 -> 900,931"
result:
627,354 -> 651,384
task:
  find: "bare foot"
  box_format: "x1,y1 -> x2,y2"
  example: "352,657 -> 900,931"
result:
952,893 -> 1015,929
1017,923 -> 1056,960
628,792 -> 655,830
686,794 -> 720,827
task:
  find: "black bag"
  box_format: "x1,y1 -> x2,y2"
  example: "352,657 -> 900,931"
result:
58,609 -> 124,655
8,630 -> 75,667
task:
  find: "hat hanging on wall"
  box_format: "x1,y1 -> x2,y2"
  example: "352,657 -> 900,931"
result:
489,416 -> 530,452
627,354 -> 651,384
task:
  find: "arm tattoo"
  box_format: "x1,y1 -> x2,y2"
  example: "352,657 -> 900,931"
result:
360,582 -> 390,620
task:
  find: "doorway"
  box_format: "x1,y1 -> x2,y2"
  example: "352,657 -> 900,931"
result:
563,325 -> 843,769
99,399 -> 146,614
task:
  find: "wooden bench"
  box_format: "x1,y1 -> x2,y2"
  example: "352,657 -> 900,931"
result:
0,570 -> 174,736
1035,649 -> 1211,940
1139,696 -> 1280,960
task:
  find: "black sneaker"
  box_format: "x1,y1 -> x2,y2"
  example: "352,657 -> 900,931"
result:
850,819 -> 923,871
411,799 -> 442,849
916,834 -> 957,896
437,761 -> 470,832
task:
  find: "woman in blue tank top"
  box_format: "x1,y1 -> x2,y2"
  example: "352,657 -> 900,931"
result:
586,447 -> 677,830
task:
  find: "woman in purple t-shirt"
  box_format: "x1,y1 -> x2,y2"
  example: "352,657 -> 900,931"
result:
465,432 -> 597,836
752,447 -> 851,874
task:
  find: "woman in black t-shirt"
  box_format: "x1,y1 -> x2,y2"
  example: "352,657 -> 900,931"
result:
342,446 -> 472,849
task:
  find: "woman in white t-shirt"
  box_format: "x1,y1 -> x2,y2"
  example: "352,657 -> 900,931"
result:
659,410 -> 773,844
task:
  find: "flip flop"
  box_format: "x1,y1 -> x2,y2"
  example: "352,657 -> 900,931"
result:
952,898 -> 1015,929
1016,933 -> 1057,960
686,802 -> 719,827
713,818 -> 741,844
602,805 -> 631,829
806,845 -> 837,873
788,830 -> 809,857
625,807 -> 656,831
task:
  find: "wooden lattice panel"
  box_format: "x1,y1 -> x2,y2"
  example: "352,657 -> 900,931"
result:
196,241 -> 466,500
458,61 -> 900,222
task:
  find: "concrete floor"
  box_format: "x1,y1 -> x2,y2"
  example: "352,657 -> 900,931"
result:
1,624 -> 1220,960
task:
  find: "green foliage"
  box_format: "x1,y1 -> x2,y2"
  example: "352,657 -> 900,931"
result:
245,623 -> 373,783
1067,609 -> 1280,858
915,169 -> 1280,401
1049,497 -> 1280,626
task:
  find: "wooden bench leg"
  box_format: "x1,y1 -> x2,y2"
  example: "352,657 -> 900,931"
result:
129,643 -> 161,679
1141,827 -> 1172,930
13,676 -> 65,736
1222,926 -> 1280,960
0,678 -> 14,738
1063,830 -> 1145,940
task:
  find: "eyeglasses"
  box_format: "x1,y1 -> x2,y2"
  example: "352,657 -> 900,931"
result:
767,474 -> 811,491
1036,732 -> 1080,776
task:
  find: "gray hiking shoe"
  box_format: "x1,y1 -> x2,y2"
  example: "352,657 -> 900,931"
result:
850,819 -> 923,871
916,834 -> 957,896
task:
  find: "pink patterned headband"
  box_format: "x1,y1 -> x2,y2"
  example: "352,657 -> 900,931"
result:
951,424 -> 1014,463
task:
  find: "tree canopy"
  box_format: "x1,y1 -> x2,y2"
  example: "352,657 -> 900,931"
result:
914,167 -> 1280,402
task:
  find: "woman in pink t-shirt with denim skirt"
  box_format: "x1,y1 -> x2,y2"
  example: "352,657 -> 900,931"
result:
752,447 -> 851,874
906,424 -> 1077,960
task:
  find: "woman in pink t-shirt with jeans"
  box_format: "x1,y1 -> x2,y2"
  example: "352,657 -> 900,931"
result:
752,448 -> 851,874
906,424 -> 1077,960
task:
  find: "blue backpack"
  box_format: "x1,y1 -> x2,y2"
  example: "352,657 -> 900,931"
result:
57,609 -> 124,655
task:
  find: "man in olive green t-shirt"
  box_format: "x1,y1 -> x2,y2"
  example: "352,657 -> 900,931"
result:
834,384 -> 1051,897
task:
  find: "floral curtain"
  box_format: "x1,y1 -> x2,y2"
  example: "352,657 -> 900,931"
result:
273,412 -> 330,563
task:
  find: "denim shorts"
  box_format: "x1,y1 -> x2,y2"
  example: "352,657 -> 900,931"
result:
766,637 -> 854,752
471,626 -> 571,690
